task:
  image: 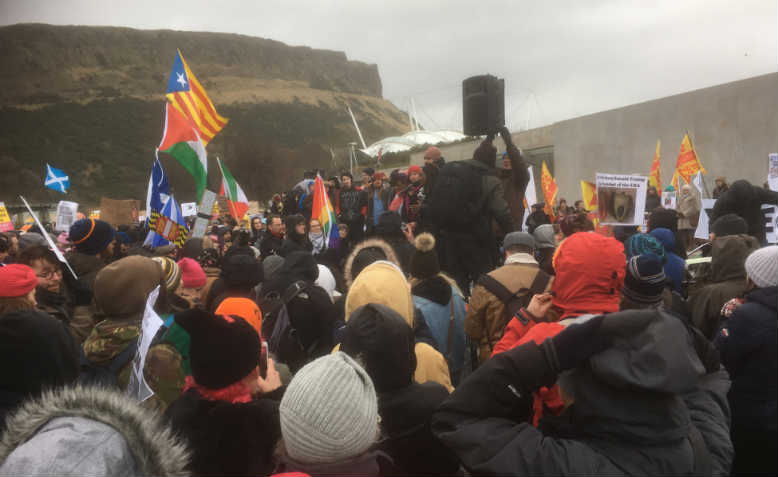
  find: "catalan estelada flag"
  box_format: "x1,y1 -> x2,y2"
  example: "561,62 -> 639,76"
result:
166,50 -> 227,146
540,161 -> 558,219
648,140 -> 662,191
672,133 -> 705,189
312,174 -> 340,249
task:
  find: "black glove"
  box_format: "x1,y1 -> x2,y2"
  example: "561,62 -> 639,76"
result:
543,315 -> 610,372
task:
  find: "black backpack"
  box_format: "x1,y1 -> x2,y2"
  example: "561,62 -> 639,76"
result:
427,161 -> 484,230
259,281 -> 318,371
78,338 -> 139,388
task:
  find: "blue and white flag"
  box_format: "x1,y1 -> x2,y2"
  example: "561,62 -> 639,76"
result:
44,164 -> 70,193
146,157 -> 170,221
144,194 -> 188,248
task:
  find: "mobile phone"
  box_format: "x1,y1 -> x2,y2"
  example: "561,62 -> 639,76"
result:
259,341 -> 268,379
401,222 -> 408,232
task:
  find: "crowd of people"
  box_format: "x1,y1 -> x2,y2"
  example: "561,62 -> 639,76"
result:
0,131 -> 776,476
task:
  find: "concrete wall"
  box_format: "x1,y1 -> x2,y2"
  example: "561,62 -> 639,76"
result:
409,72 -> 777,202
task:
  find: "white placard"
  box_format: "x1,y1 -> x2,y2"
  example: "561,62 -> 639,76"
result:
763,204 -> 777,244
55,200 -> 78,232
661,191 -> 677,209
694,199 -> 717,240
191,190 -> 217,238
522,165 -> 536,230
19,196 -> 77,279
768,153 -> 778,192
126,285 -> 164,402
181,202 -> 198,217
595,173 -> 648,226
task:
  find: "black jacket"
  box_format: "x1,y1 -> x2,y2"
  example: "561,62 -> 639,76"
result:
432,310 -> 733,476
339,187 -> 367,222
711,180 -> 778,243
715,286 -> 777,433
260,233 -> 284,259
165,388 -> 282,476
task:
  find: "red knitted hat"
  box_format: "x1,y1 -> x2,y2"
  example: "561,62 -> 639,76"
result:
0,264 -> 38,298
407,165 -> 422,176
177,257 -> 207,289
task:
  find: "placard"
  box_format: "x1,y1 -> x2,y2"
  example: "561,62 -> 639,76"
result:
595,173 -> 648,226
763,204 -> 777,244
126,285 -> 163,402
0,202 -> 13,232
99,197 -> 139,227
694,199 -> 717,240
191,190 -> 218,238
768,153 -> 778,192
180,202 -> 198,217
661,191 -> 677,209
55,201 -> 79,232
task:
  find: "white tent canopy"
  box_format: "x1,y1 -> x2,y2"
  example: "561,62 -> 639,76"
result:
360,129 -> 467,157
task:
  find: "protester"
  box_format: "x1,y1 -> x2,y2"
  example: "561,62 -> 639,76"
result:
712,176 -> 729,199
204,252 -> 263,313
260,214 -> 284,259
553,198 -> 571,220
165,309 -> 282,476
678,184 -> 701,248
17,232 -> 47,252
574,199 -> 587,213
343,237 -> 402,288
715,245 -> 777,476
372,211 -> 414,272
711,179 -> 778,244
709,213 -> 748,240
688,234 -> 760,339
558,211 -> 594,238
498,150 -> 531,229
645,185 -> 661,213
409,233 -> 467,384
401,165 -> 426,228
423,146 -> 445,168
177,256 -> 207,304
428,127 -> 519,295
273,352 -> 389,476
280,213 -> 312,256
341,304 -> 461,475
532,224 -> 556,275
525,202 -> 551,233
465,231 -> 552,366
432,308 -> 733,475
0,264 -> 38,315
620,254 -> 668,310
647,207 -> 687,258
249,215 -> 266,246
338,172 -> 367,246
0,232 -> 19,264
345,260 -> 453,391
308,218 -> 326,256
647,228 -> 686,293
366,172 -> 393,233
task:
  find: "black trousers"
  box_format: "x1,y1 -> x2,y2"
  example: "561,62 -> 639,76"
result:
437,232 -> 495,297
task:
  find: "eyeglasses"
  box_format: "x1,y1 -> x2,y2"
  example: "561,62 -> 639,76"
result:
36,269 -> 62,279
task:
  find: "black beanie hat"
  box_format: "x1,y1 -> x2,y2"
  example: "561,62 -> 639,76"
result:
0,311 -> 79,397
221,254 -> 263,290
647,208 -> 678,234
341,303 -> 416,393
711,213 -> 748,237
69,218 -> 115,255
622,255 -> 666,305
409,233 -> 440,280
175,309 -> 260,389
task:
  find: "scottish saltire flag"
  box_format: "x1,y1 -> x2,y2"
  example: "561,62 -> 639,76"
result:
166,50 -> 227,146
144,194 -> 189,248
44,164 -> 69,193
146,157 -> 171,222
312,174 -> 340,249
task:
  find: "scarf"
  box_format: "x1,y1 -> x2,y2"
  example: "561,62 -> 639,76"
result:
505,252 -> 538,265
309,231 -> 325,254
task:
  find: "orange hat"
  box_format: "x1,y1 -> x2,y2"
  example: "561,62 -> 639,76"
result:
215,297 -> 263,339
424,146 -> 441,160
407,165 -> 422,176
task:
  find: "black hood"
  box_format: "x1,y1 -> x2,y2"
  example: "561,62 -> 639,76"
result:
556,310 -> 705,444
411,275 -> 452,306
745,286 -> 777,312
265,251 -> 319,293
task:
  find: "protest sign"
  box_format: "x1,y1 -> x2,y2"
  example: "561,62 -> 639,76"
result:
763,204 -> 777,244
248,200 -> 262,217
180,202 -> 198,217
126,285 -> 163,402
99,197 -> 140,227
768,153 -> 778,192
0,202 -> 13,232
522,166 -> 536,229
19,196 -> 77,279
694,199 -> 717,240
89,210 -> 100,219
595,173 -> 648,226
661,191 -> 677,209
191,190 -> 218,238
55,200 -> 78,232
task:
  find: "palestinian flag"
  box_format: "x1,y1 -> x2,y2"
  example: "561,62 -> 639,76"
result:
217,158 -> 249,220
158,102 -> 208,201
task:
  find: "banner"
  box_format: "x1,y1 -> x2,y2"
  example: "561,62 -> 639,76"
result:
99,198 -> 140,227
55,201 -> 79,233
180,202 -> 198,217
191,190 -> 218,238
0,202 -> 13,232
19,196 -> 77,279
694,199 -> 717,240
126,285 -> 163,402
595,173 -> 648,226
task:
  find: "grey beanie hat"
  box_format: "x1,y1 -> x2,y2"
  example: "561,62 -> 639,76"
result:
262,255 -> 285,282
533,224 -> 556,249
744,245 -> 778,288
18,233 -> 48,251
279,352 -> 378,464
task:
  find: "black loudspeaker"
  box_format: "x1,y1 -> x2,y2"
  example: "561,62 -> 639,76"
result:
462,75 -> 505,136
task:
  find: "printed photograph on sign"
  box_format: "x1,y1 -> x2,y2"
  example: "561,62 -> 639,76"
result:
595,173 -> 648,226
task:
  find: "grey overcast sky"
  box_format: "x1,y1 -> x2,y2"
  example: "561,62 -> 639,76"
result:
2,0 -> 776,132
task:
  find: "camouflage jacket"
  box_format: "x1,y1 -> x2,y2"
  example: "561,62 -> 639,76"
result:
82,314 -> 142,389
142,316 -> 190,412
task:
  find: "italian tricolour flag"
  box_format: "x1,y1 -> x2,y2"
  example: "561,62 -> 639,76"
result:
217,158 -> 249,220
158,103 -> 208,201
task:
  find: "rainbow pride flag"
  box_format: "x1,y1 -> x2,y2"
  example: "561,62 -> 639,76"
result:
312,174 -> 340,248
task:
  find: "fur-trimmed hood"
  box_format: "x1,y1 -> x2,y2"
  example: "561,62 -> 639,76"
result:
344,238 -> 401,287
0,385 -> 190,476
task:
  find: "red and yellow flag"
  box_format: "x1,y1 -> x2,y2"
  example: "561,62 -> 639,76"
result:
672,133 -> 705,189
580,180 -> 597,212
166,50 -> 228,146
540,161 -> 558,218
648,140 -> 662,191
